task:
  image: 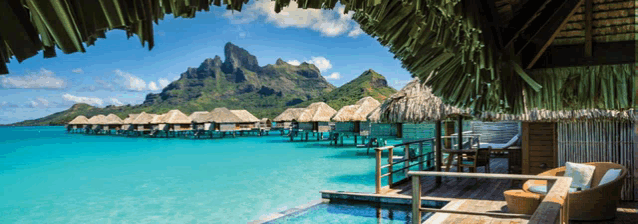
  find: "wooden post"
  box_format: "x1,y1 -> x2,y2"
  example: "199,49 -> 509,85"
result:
412,175 -> 422,224
354,135 -> 358,145
584,0 -> 593,57
444,121 -> 455,149
435,120 -> 442,184
375,148 -> 382,194
404,144 -> 410,178
458,116 -> 463,149
522,122 -> 530,174
388,147 -> 394,187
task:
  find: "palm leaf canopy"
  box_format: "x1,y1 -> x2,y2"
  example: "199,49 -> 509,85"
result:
1,0 -> 634,114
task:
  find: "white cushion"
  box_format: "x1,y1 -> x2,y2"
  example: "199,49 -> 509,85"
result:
528,185 -> 579,195
564,162 -> 596,190
598,169 -> 622,186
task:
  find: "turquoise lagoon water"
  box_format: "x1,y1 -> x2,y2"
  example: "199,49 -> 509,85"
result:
0,127 -> 380,223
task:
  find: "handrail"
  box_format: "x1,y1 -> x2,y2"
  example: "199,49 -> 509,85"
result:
408,171 -> 572,224
374,138 -> 435,193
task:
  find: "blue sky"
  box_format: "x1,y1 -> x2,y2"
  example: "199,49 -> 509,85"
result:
0,2 -> 412,124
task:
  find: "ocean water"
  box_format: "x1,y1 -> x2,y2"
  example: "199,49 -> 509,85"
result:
0,127 -> 378,223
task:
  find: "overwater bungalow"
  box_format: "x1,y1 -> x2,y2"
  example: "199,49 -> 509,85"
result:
331,96 -> 381,145
156,109 -> 192,137
67,115 -> 89,133
259,118 -> 272,131
208,107 -> 244,137
149,114 -> 166,136
121,114 -> 139,134
367,78 -> 471,146
189,111 -> 212,136
130,112 -> 156,136
87,115 -> 107,134
273,108 -> 305,131
103,114 -> 124,134
230,110 -> 260,133
294,102 -> 337,141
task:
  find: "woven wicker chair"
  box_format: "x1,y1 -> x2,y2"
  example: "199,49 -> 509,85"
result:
522,162 -> 628,221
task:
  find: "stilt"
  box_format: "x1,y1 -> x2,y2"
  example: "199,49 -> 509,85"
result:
354,135 -> 358,145
340,136 -> 344,145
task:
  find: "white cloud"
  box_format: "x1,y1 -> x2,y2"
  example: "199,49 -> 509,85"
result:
239,32 -> 247,38
348,24 -> 364,37
224,2 -> 360,37
72,68 -> 84,74
306,57 -> 332,72
110,98 -> 124,106
115,69 -> 147,91
158,78 -> 170,88
1,68 -> 66,89
287,60 -> 301,66
62,93 -> 103,106
148,81 -> 159,91
324,72 -> 341,80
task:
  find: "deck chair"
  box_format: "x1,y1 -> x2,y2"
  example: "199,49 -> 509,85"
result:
476,134 -> 519,150
458,147 -> 492,173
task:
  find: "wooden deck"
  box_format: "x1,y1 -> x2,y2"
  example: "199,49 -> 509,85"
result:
381,157 -> 637,224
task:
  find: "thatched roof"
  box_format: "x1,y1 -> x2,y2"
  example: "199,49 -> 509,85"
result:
297,102 -> 337,122
87,115 -> 107,125
373,78 -> 471,123
273,108 -> 306,122
332,105 -> 360,122
158,109 -> 192,124
131,112 -> 156,124
189,111 -> 211,123
104,114 -> 123,125
480,109 -> 638,122
332,97 -> 381,122
230,110 -> 260,123
207,108 -> 243,123
68,115 -> 89,125
150,114 -> 165,124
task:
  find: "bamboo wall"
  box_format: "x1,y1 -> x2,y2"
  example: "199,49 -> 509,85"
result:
298,122 -> 313,131
364,123 -> 399,138
470,121 -> 520,143
317,122 -> 332,133
218,123 -> 235,131
402,123 -> 435,142
556,121 -> 636,201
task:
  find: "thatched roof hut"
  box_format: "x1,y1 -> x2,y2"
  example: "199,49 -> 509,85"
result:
480,109 -> 638,122
150,114 -> 165,124
273,108 -> 306,122
131,112 -> 156,124
297,102 -> 337,123
332,97 -> 381,122
208,108 -> 243,123
230,110 -> 260,123
189,111 -> 211,123
68,115 -> 89,125
87,115 -> 107,125
374,78 -> 471,123
104,114 -> 123,125
158,109 -> 192,124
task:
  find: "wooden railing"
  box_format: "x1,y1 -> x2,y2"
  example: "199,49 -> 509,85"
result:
375,138 -> 435,194
409,171 -> 572,224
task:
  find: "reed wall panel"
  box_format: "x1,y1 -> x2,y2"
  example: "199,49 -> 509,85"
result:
402,123 -> 435,142
317,122 -> 332,133
335,122 -> 355,133
369,123 -> 399,138
470,121 -> 521,143
557,121 -> 636,201
218,123 -> 235,131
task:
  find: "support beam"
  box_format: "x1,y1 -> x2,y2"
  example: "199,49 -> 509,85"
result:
520,0 -> 585,69
501,0 -> 553,49
435,120 -> 442,184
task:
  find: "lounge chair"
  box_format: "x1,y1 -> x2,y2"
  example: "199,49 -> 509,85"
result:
476,134 -> 519,150
509,162 -> 627,221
